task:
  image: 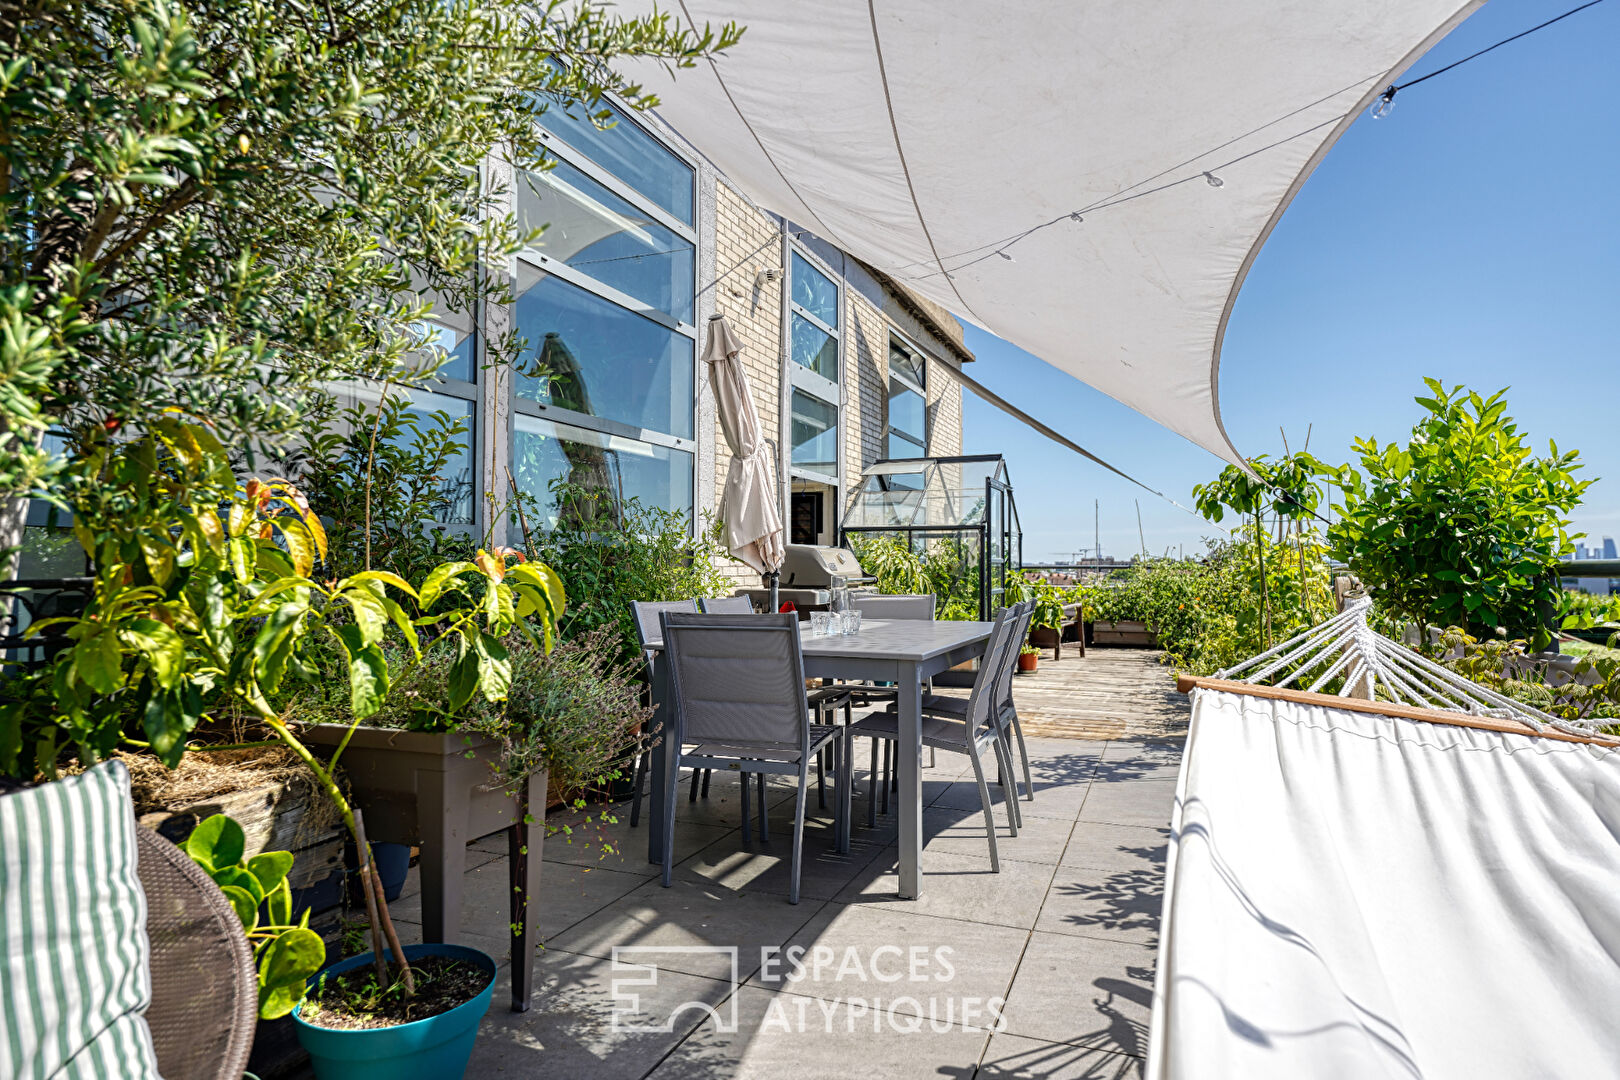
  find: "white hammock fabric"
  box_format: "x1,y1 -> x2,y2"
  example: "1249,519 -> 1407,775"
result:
1151,605 -> 1620,1078
1148,688 -> 1620,1079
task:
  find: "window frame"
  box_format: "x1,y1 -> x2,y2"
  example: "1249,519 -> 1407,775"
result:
785,242 -> 844,496
885,330 -> 930,459
507,106 -> 703,528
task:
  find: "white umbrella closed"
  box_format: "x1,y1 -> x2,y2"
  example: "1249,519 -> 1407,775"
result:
703,315 -> 785,588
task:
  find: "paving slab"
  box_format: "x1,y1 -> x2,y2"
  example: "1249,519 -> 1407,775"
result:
748,900 -> 1029,1019
647,985 -> 994,1080
468,947 -> 736,1078
977,1032 -> 1146,1078
1035,865 -> 1161,947
836,847 -> 1057,930
1061,824 -> 1170,875
998,931 -> 1156,1056
1076,779 -> 1179,829
546,874 -> 829,982
919,804 -> 1076,866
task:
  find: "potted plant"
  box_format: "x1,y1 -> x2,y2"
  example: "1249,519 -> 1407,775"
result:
1017,643 -> 1039,673
22,424 -> 565,1077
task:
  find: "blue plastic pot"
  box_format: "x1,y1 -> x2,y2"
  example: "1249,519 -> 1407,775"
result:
292,943 -> 495,1080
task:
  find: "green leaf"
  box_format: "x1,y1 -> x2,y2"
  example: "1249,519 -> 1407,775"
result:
258,927 -> 326,1019
419,560 -> 478,608
120,619 -> 183,689
339,570 -> 419,599
71,631 -> 125,694
185,813 -> 245,872
212,864 -> 265,907
247,850 -> 295,895
251,601 -> 306,694
219,885 -> 259,932
341,588 -> 389,650
472,631 -> 512,701
447,641 -> 479,712
267,878 -> 293,928
347,643 -> 389,720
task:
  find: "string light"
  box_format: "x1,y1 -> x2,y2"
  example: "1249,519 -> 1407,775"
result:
1202,171 -> 1224,188
996,250 -> 1014,261
1369,85 -> 1397,120
1069,212 -> 1084,223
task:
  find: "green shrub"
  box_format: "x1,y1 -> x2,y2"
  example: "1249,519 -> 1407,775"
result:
524,481 -> 735,667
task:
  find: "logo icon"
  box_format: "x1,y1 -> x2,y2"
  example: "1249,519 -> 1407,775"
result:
610,946 -> 740,1033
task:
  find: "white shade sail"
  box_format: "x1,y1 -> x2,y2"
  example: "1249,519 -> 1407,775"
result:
1150,688 -> 1620,1078
704,316 -> 784,574
631,1 -> 1480,464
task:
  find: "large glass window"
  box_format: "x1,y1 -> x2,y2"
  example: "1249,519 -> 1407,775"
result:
790,314 -> 838,381
790,390 -> 838,477
345,382 -> 477,526
538,99 -> 694,226
791,252 -> 838,326
512,267 -> 694,440
516,157 -> 694,322
511,414 -> 692,529
886,336 -> 927,459
406,317 -> 476,384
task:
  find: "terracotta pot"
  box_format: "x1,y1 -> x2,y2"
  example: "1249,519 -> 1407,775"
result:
1017,651 -> 1038,673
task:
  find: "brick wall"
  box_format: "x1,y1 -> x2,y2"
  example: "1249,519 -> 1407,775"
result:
711,182 -> 785,586
707,179 -> 967,588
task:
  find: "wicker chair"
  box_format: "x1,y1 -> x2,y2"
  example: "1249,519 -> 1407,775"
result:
136,824 -> 259,1080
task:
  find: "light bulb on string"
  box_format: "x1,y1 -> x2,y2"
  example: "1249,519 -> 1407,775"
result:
1202,171 -> 1224,188
1069,212 -> 1084,223
996,250 -> 1014,261
1370,86 -> 1397,120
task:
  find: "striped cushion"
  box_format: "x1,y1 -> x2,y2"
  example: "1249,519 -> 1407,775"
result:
0,761 -> 160,1079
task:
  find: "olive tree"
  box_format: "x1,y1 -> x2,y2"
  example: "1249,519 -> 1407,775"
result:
0,0 -> 739,568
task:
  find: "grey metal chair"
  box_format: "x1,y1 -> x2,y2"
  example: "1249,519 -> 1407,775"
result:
658,612 -> 850,903
699,595 -> 756,614
852,593 -> 936,621
917,600 -> 1037,825
848,606 -> 1022,870
629,599 -> 705,828
697,596 -> 850,812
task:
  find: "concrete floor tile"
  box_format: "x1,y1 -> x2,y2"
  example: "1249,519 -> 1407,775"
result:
749,901 -> 1029,1019
978,1032 -> 1145,1078
1076,780 -> 1179,829
546,875 -> 828,982
999,932 -> 1155,1056
921,804 -> 1075,866
391,855 -> 648,947
648,986 -> 993,1080
836,848 -> 1056,929
676,817 -> 890,902
468,948 -> 737,1078
1061,824 -> 1169,874
1035,865 -> 1161,947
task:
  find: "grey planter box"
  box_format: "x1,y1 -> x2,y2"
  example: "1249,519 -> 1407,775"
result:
300,724 -> 546,1012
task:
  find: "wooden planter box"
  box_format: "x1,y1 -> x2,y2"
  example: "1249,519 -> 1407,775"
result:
300,725 -> 547,1013
137,775 -> 345,919
1088,619 -> 1158,647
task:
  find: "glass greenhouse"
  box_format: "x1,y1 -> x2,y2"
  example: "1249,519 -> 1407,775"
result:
841,455 -> 1021,621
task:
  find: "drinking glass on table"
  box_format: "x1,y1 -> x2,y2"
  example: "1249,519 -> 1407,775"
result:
811,611 -> 833,636
842,610 -> 862,635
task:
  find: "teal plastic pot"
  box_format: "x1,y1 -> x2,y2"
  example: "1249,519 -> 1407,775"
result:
292,943 -> 495,1080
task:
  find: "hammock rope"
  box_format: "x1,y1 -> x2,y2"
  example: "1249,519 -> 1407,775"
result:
1214,596 -> 1607,739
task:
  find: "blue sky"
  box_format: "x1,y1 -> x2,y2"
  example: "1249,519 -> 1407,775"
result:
960,0 -> 1620,564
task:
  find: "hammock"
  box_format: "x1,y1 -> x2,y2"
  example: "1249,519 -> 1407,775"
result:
1148,598 -> 1620,1079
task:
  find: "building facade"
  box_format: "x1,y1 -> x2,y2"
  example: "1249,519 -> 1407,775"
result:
361,98 -> 970,582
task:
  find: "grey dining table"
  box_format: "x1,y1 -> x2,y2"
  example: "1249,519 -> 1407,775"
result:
643,617 -> 996,899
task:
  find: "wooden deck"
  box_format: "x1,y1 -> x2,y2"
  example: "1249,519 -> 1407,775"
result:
1013,646 -> 1191,741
